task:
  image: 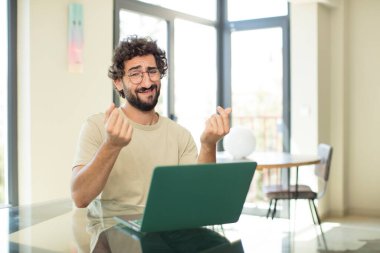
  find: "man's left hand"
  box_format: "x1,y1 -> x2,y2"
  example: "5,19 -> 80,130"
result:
200,106 -> 232,147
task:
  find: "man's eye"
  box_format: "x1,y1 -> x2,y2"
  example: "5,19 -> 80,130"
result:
129,72 -> 141,77
148,69 -> 159,74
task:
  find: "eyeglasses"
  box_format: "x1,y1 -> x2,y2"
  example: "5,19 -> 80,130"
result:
126,68 -> 161,84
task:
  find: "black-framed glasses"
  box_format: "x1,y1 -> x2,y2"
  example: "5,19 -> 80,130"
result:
126,68 -> 161,84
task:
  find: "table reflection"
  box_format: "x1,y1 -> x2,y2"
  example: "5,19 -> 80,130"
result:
93,225 -> 243,253
4,199 -> 244,252
86,199 -> 244,253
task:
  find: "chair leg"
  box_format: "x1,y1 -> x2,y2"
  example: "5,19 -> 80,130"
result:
266,199 -> 273,219
311,199 -> 324,235
311,200 -> 321,225
271,199 -> 278,219
308,199 -> 317,225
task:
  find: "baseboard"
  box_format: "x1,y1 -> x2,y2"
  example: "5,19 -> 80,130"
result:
323,209 -> 347,219
347,208 -> 380,218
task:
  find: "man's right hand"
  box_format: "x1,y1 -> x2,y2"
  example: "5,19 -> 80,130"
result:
104,103 -> 133,148
71,103 -> 133,208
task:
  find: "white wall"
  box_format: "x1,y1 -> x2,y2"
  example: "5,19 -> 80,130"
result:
291,0 -> 380,217
328,0 -> 347,217
290,2 -> 319,155
18,0 -> 113,204
345,0 -> 380,216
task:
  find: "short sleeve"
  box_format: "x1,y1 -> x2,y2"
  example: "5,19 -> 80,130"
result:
178,130 -> 198,165
72,114 -> 105,169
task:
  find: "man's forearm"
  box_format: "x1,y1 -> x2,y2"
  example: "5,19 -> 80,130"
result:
71,142 -> 122,207
197,144 -> 216,164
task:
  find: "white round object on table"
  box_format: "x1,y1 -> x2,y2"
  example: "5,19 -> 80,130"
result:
223,126 -> 256,159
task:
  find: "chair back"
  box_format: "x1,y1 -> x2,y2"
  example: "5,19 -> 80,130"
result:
314,143 -> 333,182
314,144 -> 333,198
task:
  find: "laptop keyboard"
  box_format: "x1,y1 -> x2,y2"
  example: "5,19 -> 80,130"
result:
131,219 -> 142,227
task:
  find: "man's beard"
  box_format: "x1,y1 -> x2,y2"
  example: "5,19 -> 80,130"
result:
124,84 -> 160,112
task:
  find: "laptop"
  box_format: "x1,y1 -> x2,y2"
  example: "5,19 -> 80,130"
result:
114,162 -> 256,233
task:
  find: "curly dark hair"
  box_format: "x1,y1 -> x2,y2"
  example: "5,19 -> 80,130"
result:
108,35 -> 168,98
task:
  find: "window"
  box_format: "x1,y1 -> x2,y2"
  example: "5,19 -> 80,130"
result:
231,27 -> 288,211
174,19 -> 217,148
0,0 -> 8,206
114,0 -> 290,217
231,28 -> 284,152
228,0 -> 288,21
228,0 -> 290,215
137,0 -> 217,21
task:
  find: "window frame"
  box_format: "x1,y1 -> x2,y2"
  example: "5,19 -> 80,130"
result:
113,0 -> 290,217
7,0 -> 18,206
229,15 -> 291,152
228,13 -> 291,218
113,0 -> 290,153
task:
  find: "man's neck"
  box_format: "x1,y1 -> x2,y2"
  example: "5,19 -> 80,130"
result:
121,103 -> 158,125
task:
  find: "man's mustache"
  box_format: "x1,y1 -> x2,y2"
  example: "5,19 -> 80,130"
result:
136,84 -> 158,93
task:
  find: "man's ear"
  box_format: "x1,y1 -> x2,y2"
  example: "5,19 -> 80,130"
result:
114,79 -> 123,91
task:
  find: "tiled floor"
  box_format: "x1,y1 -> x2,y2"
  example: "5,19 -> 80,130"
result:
222,204 -> 380,253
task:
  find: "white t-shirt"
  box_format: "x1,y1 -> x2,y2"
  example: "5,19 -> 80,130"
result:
72,109 -> 198,206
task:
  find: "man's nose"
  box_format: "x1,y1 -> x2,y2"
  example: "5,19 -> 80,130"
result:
140,72 -> 152,87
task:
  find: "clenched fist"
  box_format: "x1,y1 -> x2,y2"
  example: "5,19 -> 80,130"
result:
104,103 -> 133,148
200,106 -> 232,146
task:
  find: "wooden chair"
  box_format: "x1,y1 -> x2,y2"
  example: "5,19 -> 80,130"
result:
263,144 -> 333,231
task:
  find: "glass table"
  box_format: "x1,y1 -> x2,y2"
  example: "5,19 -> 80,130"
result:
2,199 -> 245,253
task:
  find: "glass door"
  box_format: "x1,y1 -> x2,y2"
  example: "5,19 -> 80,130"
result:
231,27 -> 288,215
174,19 -> 217,149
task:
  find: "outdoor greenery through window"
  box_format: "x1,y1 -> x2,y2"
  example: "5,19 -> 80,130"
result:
0,0 -> 8,206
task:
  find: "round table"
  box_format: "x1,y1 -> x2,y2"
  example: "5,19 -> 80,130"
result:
218,151 -> 321,170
